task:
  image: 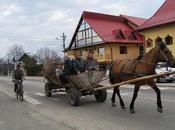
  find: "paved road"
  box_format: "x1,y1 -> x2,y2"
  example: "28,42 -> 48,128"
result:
0,77 -> 175,130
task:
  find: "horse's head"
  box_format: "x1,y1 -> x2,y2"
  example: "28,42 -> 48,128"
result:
157,41 -> 175,67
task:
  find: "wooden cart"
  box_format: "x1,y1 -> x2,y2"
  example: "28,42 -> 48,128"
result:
44,70 -> 107,106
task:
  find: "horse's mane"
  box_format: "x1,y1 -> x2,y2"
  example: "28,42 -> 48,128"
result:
137,46 -> 158,61
135,55 -> 144,60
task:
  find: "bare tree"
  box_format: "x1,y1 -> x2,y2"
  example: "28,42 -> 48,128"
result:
8,44 -> 25,57
35,47 -> 61,64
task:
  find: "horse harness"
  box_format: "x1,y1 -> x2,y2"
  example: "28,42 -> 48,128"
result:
116,60 -> 155,77
110,44 -> 171,79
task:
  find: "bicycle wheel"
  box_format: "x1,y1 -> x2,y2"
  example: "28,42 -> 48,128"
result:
16,86 -> 19,99
16,90 -> 18,99
19,84 -> 23,102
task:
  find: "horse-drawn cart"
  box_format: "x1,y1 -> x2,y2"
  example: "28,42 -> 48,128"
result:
44,70 -> 107,106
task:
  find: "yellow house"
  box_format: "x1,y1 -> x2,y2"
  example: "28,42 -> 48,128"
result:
66,11 -> 146,67
138,0 -> 175,56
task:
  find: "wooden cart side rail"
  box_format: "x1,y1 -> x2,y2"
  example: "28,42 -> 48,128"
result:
94,71 -> 175,91
67,76 -> 90,89
45,75 -> 61,86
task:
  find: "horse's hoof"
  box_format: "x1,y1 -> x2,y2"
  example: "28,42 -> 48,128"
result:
130,109 -> 135,113
111,102 -> 116,107
121,105 -> 126,110
157,107 -> 163,113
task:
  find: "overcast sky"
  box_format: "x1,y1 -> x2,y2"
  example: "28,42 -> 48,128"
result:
0,0 -> 165,58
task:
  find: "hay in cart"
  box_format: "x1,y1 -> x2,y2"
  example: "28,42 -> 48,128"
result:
44,59 -> 61,85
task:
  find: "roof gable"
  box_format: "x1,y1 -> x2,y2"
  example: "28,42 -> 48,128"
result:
83,11 -> 143,43
68,11 -> 144,49
139,0 -> 175,30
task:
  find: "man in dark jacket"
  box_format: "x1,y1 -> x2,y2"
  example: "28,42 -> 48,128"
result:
72,52 -> 86,74
63,55 -> 72,75
59,54 -> 72,83
12,63 -> 24,92
85,52 -> 99,71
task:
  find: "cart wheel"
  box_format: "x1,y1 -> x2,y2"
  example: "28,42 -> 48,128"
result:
45,83 -> 52,97
95,90 -> 107,102
68,88 -> 80,106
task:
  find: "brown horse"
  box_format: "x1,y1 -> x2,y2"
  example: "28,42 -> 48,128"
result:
110,41 -> 175,113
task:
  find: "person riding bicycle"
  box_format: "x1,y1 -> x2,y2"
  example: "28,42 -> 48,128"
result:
12,63 -> 24,92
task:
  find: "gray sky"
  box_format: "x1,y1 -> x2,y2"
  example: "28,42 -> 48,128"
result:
0,0 -> 165,58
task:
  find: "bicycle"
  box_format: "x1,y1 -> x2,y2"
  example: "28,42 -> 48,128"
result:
13,80 -> 24,102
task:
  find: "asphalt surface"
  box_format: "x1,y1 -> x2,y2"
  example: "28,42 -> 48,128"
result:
0,77 -> 175,130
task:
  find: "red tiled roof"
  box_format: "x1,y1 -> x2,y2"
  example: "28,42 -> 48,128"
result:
83,11 -> 143,43
139,0 -> 175,30
120,15 -> 147,26
68,11 -> 144,49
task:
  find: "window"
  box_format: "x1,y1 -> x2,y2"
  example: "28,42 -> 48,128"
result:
139,46 -> 144,55
155,37 -> 163,43
128,31 -> 137,40
165,35 -> 173,45
92,30 -> 98,37
73,19 -> 103,49
98,48 -> 105,55
78,39 -> 85,47
146,38 -> 153,48
120,46 -> 127,54
115,30 -> 125,39
82,31 -> 85,39
78,32 -> 83,40
85,22 -> 90,29
93,36 -> 103,43
86,38 -> 92,44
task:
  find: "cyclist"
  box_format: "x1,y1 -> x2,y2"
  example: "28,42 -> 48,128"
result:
12,63 -> 24,92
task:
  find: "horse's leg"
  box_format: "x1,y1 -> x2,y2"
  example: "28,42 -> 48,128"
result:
149,82 -> 163,113
116,87 -> 126,109
111,87 -> 118,107
130,85 -> 140,113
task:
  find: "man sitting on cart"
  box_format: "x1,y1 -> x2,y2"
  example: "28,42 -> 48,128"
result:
55,62 -> 63,78
85,52 -> 99,71
72,51 -> 86,74
59,54 -> 72,83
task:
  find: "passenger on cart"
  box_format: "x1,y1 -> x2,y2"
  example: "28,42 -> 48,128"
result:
85,52 -> 99,71
59,54 -> 72,83
55,63 -> 63,78
72,52 -> 86,74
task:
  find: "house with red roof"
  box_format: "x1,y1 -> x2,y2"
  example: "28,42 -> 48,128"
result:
138,0 -> 175,55
66,11 -> 146,67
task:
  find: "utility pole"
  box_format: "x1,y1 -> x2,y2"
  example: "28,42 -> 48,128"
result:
61,33 -> 66,53
7,53 -> 10,76
56,33 -> 66,54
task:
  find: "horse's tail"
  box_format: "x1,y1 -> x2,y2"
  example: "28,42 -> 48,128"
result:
109,63 -> 116,84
